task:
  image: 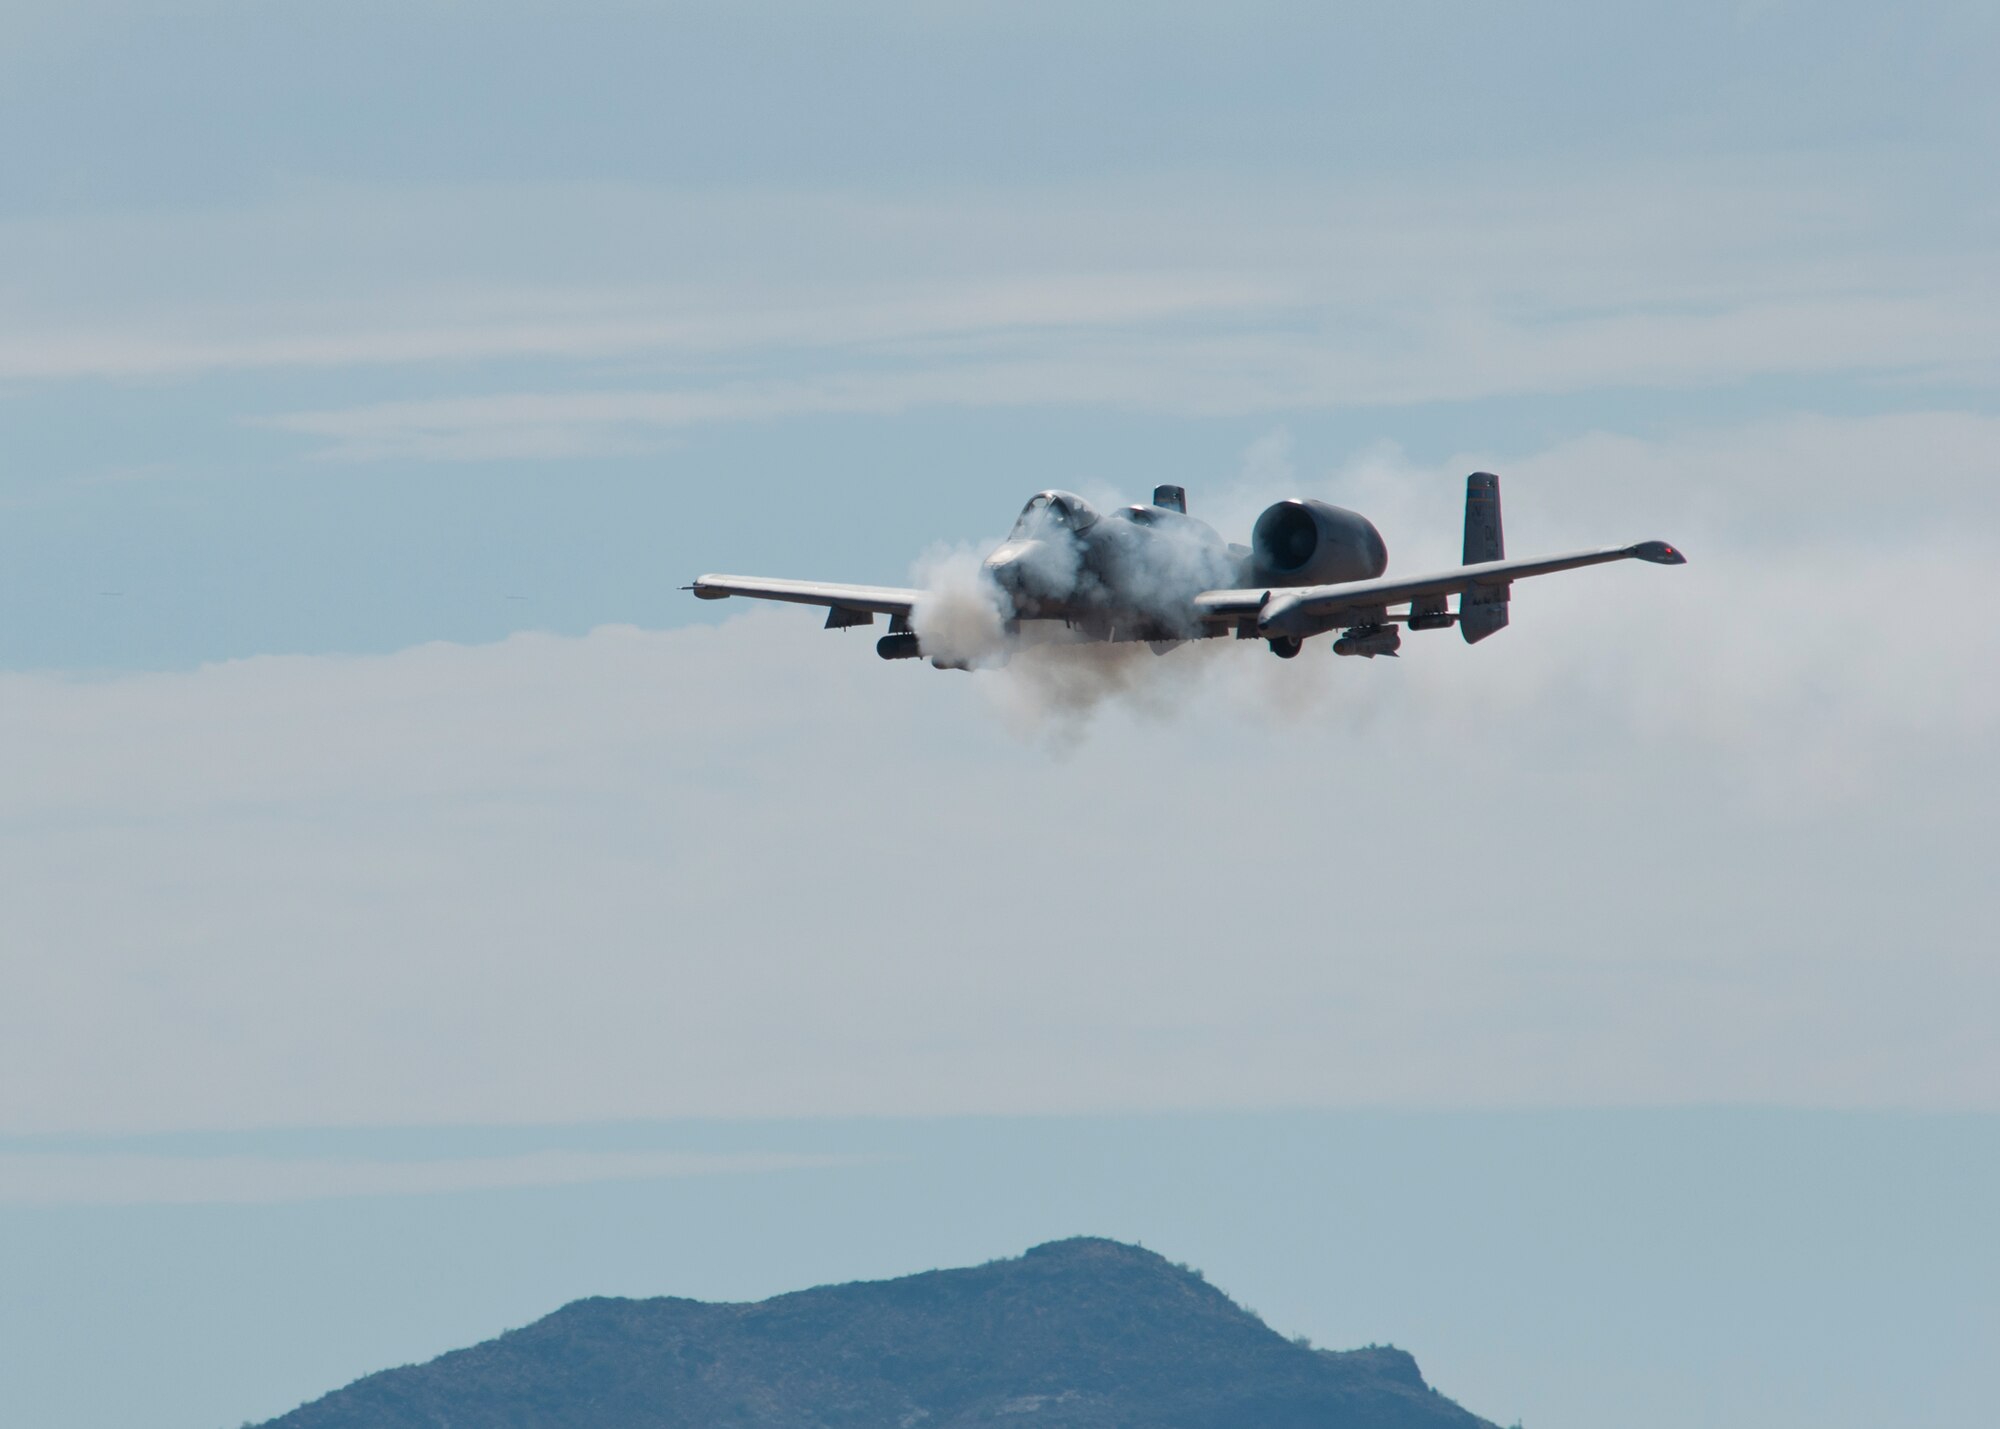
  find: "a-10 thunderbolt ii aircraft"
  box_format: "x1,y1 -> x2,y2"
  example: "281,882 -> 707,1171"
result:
690,473 -> 1684,666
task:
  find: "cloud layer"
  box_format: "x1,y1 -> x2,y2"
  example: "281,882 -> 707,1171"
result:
4,414 -> 1993,1134
4,161 -> 1993,462
0,1148 -> 847,1205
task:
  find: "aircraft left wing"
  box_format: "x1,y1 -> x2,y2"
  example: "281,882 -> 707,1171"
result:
1193,540 -> 1686,638
689,574 -> 923,626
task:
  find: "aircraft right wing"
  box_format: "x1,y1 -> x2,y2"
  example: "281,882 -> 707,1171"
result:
1192,540 -> 1686,640
688,574 -> 924,626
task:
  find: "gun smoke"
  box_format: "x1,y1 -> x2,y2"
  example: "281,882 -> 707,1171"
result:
909,518 -> 1259,738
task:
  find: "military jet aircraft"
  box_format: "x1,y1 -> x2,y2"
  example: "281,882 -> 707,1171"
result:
690,473 -> 1684,666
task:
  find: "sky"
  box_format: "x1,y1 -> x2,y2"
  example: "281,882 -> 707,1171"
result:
1,3 -> 1997,1428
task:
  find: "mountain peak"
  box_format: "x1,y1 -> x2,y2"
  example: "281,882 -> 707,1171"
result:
261,1239 -> 1495,1429
1022,1234 -> 1165,1261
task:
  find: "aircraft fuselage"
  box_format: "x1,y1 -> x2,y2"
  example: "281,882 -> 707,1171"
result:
982,487 -> 1388,643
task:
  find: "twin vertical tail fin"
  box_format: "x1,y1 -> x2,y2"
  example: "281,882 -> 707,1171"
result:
1459,471 -> 1509,643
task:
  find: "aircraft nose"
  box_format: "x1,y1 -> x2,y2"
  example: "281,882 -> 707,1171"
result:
982,542 -> 1029,591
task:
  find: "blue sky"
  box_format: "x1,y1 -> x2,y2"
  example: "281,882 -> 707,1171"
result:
2,4 -> 1997,1428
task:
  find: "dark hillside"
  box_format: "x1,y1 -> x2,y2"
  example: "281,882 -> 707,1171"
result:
260,1237 -> 1495,1429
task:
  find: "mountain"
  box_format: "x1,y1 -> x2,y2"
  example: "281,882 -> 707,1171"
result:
258,1237 -> 1497,1429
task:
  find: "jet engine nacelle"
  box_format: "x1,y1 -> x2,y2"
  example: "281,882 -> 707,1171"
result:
1249,499 -> 1389,587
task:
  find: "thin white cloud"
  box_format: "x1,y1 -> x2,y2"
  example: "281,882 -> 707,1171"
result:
0,271 -> 1277,382
0,1149 -> 851,1205
2,161 -> 1991,435
253,293 -> 1999,461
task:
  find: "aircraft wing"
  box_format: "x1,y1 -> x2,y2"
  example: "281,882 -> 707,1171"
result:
689,574 -> 923,623
1192,540 -> 1685,636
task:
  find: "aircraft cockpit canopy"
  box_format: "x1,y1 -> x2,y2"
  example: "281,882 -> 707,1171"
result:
1010,491 -> 1098,538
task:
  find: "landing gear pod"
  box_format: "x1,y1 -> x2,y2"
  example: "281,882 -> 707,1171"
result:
1333,625 -> 1401,658
1407,595 -> 1455,632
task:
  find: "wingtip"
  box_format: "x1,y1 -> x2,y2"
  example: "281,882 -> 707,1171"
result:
1630,540 -> 1687,565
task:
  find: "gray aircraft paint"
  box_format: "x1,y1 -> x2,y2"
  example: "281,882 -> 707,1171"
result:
1460,471 -> 1509,644
690,473 -> 1684,667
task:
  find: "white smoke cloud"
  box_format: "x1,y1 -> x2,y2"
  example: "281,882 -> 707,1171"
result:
908,544 -> 1012,669
982,641 -> 1232,749
906,530 -> 1244,742
907,490 -> 1252,737
892,415 -> 2000,765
